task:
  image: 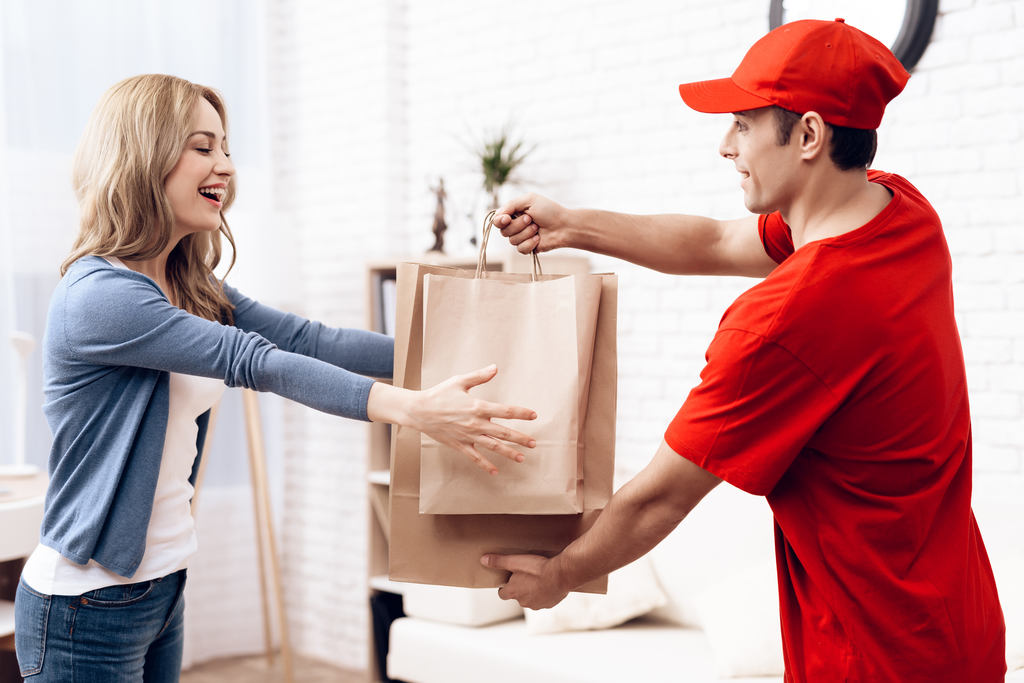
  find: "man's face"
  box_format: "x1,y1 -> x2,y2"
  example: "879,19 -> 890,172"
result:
718,108 -> 801,215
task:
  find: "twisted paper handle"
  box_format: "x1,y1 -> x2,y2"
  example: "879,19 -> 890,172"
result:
476,209 -> 542,280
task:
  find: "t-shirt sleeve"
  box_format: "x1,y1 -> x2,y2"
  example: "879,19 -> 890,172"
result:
758,212 -> 795,264
664,328 -> 840,496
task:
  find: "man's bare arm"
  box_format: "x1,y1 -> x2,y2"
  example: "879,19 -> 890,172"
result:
493,194 -> 776,278
482,440 -> 722,609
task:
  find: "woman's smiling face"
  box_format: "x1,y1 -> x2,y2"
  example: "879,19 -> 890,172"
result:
164,97 -> 234,239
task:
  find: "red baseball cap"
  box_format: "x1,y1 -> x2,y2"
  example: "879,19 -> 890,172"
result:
678,18 -> 909,130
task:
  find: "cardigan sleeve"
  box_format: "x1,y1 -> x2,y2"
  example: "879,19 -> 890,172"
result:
224,282 -> 393,379
60,266 -> 375,421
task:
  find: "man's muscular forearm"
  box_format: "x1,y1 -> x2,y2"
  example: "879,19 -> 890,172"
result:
484,441 -> 721,609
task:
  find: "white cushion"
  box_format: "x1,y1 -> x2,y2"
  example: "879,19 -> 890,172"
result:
524,554 -> 667,634
693,560 -> 785,678
648,484 -> 776,628
995,554 -> 1024,672
973,496 -> 1024,672
389,616 -> 734,683
402,584 -> 522,627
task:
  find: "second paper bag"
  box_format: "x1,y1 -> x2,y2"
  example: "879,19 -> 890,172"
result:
419,272 -> 601,514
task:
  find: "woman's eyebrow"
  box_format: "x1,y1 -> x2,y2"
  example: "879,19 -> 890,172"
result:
187,130 -> 220,140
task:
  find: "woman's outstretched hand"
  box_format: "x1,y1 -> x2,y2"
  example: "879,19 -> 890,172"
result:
367,364 -> 537,474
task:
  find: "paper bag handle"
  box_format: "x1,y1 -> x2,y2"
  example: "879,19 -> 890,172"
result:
476,210 -> 543,280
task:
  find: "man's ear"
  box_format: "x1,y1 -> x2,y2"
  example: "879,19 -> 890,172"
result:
798,111 -> 828,161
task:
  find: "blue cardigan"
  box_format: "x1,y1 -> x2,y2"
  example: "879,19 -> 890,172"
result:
40,255 -> 393,577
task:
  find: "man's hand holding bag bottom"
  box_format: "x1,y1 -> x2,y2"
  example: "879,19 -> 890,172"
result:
389,217 -> 617,591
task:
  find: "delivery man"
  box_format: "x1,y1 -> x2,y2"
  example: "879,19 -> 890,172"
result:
482,19 -> 1006,681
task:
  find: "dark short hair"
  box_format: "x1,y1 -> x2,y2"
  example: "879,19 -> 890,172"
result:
770,106 -> 877,171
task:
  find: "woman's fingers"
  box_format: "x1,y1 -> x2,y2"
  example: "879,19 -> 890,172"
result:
457,366 -> 538,422
480,418 -> 536,449
458,364 -> 499,390
479,399 -> 537,425
459,442 -> 498,474
476,434 -> 527,463
436,364 -> 538,472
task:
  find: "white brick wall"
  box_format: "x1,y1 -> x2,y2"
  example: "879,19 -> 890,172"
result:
882,0 -> 1024,495
266,0 -> 407,668
270,0 -> 1024,670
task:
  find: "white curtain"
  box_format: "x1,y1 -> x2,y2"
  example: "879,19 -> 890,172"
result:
1,0 -> 285,666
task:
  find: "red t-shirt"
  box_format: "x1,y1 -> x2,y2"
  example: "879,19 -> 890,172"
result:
664,171 -> 1005,682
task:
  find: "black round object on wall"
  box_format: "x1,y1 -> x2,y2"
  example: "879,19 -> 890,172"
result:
768,0 -> 938,71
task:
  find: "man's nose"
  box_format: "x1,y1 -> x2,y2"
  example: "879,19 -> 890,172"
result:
719,129 -> 736,159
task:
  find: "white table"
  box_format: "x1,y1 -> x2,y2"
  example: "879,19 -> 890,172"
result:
0,472 -> 46,648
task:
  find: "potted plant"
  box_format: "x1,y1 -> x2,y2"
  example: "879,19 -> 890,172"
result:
476,128 -> 534,211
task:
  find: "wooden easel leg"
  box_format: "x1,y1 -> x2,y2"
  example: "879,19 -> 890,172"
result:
243,389 -> 295,683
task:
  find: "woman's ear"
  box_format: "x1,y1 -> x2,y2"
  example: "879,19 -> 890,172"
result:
798,111 -> 828,161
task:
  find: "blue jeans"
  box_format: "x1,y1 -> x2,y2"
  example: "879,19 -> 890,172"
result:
14,569 -> 187,682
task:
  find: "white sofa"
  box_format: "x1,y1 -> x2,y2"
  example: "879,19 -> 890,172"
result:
387,485 -> 1024,682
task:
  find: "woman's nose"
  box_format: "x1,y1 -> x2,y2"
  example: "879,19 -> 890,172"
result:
215,150 -> 235,176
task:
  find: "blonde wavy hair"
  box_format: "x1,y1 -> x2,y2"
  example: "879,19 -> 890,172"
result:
62,74 -> 237,323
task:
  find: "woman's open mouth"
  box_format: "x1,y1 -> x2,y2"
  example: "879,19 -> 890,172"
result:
198,185 -> 225,207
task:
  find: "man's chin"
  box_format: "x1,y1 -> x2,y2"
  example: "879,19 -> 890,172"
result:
742,195 -> 777,216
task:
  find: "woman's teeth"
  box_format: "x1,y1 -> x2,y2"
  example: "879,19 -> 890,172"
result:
199,187 -> 225,202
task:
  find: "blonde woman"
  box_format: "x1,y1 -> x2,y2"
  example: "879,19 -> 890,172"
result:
14,74 -> 536,682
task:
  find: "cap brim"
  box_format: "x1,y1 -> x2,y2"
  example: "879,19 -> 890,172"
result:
678,78 -> 775,114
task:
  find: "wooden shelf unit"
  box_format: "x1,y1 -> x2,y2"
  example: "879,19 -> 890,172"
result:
363,251 -> 590,681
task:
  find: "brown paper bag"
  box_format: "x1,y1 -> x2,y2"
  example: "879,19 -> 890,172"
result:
388,259 -> 617,591
419,270 -> 602,514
